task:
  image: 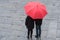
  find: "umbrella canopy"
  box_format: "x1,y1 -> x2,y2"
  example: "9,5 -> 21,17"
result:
24,1 -> 47,19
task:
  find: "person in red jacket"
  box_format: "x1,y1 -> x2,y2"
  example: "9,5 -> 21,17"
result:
25,16 -> 34,39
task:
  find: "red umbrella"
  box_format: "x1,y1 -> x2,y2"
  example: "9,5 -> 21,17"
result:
24,1 -> 47,19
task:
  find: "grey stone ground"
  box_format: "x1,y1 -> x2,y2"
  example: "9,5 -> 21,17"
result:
0,0 -> 60,40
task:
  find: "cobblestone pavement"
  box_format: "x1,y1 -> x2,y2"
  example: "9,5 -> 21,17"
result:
0,0 -> 60,40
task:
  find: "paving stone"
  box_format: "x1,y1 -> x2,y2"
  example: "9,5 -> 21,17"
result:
41,31 -> 47,39
56,38 -> 60,40
47,38 -> 56,40
41,20 -> 49,31
47,21 -> 57,39
56,30 -> 60,38
57,24 -> 60,30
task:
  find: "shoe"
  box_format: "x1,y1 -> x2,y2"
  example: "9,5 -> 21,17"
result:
27,36 -> 29,39
30,36 -> 32,38
39,37 -> 41,40
38,34 -> 41,37
35,35 -> 38,38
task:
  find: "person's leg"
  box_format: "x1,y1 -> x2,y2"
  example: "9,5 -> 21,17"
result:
27,29 -> 30,39
38,19 -> 42,38
35,25 -> 39,38
30,29 -> 33,38
38,25 -> 41,37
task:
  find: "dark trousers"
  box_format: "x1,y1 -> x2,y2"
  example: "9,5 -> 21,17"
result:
28,29 -> 33,37
36,24 -> 41,37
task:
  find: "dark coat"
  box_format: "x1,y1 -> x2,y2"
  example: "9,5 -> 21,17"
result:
25,16 -> 34,29
34,19 -> 43,25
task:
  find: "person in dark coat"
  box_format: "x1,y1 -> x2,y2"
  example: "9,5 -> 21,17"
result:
25,16 -> 34,39
34,19 -> 43,38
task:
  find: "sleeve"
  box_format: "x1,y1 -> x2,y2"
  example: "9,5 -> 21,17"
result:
25,17 -> 28,25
